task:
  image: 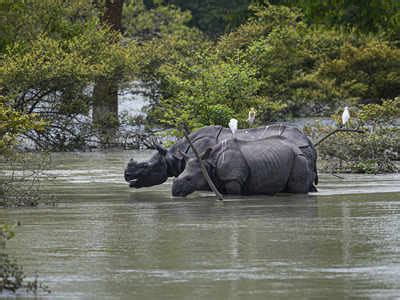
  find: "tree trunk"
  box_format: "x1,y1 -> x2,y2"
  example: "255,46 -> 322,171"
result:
92,0 -> 124,146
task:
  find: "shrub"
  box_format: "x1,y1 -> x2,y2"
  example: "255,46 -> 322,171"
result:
156,55 -> 285,129
310,98 -> 400,173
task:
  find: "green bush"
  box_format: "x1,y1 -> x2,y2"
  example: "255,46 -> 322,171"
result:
316,127 -> 399,173
311,98 -> 400,173
208,4 -> 400,119
155,54 -> 285,129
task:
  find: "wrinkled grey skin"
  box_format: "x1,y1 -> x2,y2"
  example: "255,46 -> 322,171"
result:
172,136 -> 316,197
124,124 -> 318,188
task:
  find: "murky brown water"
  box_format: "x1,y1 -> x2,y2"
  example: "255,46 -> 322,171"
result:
1,151 -> 400,299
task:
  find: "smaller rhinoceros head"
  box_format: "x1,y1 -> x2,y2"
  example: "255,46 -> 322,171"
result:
172,148 -> 213,197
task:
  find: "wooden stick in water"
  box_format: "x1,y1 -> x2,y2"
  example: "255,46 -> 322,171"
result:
181,124 -> 224,201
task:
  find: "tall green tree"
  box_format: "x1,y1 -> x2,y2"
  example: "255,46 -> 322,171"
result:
0,0 -> 135,150
92,0 -> 125,144
122,0 -> 210,126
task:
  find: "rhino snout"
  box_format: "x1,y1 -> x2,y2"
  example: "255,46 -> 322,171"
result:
172,178 -> 194,197
124,169 -> 132,182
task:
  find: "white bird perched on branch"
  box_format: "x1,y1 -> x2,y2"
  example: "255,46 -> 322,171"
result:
342,106 -> 350,127
228,118 -> 238,136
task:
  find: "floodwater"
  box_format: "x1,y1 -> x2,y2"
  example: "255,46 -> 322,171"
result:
1,151 -> 400,299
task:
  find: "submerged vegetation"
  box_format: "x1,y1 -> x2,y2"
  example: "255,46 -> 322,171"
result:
0,223 -> 49,293
0,153 -> 54,207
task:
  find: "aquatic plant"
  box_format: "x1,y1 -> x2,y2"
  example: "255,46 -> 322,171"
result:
0,224 -> 50,294
0,153 -> 54,208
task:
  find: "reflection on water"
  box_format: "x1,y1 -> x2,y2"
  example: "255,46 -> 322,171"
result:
0,151 -> 400,299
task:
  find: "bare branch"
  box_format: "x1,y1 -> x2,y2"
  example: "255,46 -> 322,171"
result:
314,128 -> 365,147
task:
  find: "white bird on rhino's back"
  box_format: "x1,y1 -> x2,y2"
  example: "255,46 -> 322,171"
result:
228,118 -> 238,136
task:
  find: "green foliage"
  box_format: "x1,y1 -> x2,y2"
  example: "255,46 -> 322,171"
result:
123,0 -> 195,41
144,0 -> 400,40
0,0 -> 137,149
217,2 -> 303,57
277,0 -> 400,39
123,0 -> 212,127
317,41 -> 400,104
1,0 -> 399,149
155,54 -> 285,129
213,3 -> 400,118
0,97 -> 45,154
314,99 -> 400,174
216,4 -> 336,117
0,224 -> 15,246
0,223 -> 23,293
358,97 -> 400,124
157,0 -> 254,38
317,127 -> 399,173
0,0 -> 97,52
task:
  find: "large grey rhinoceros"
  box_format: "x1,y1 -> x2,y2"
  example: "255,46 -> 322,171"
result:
124,124 -> 318,189
172,135 -> 316,196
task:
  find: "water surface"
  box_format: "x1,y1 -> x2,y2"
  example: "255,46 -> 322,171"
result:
1,151 -> 400,299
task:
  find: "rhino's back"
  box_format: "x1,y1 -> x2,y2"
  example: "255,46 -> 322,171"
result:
171,124 -> 313,155
260,125 -> 312,148
168,126 -> 223,156
217,124 -> 309,144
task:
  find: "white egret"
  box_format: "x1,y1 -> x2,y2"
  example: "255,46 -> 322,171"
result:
228,118 -> 238,136
247,107 -> 256,126
342,106 -> 350,127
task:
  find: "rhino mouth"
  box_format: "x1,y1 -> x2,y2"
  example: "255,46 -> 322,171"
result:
129,178 -> 139,187
125,169 -> 141,188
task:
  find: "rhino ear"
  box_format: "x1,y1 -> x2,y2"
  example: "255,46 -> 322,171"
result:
128,159 -> 138,167
155,144 -> 167,156
200,148 -> 212,160
178,150 -> 190,161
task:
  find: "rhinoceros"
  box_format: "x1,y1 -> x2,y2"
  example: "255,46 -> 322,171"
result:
172,136 -> 316,196
124,124 -> 318,189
